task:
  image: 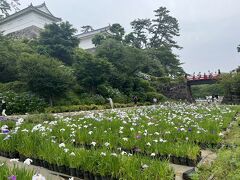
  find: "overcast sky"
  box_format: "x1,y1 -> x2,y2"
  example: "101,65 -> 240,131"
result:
19,0 -> 240,73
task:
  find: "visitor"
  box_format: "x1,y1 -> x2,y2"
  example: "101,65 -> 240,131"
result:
1,100 -> 7,117
153,97 -> 157,104
209,71 -> 213,79
193,72 -> 196,80
133,96 -> 138,105
204,73 -> 207,79
211,94 -> 215,102
197,72 -> 201,79
218,69 -> 221,75
107,98 -> 114,109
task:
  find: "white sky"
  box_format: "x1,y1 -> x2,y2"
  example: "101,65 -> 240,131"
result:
19,0 -> 240,73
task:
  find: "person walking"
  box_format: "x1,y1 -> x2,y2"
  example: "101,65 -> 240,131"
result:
133,96 -> 138,106
1,100 -> 7,116
153,97 -> 157,104
107,98 -> 114,109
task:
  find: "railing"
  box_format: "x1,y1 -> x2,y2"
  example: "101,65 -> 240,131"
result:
186,74 -> 220,81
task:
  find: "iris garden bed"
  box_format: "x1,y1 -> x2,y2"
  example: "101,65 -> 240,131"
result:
0,102 -> 239,179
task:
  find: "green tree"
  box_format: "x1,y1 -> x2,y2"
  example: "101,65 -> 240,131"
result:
220,72 -> 240,97
92,34 -> 106,46
37,21 -> 79,65
0,35 -> 19,82
96,39 -> 148,76
125,19 -> 151,48
74,49 -> 114,94
149,7 -> 181,49
109,23 -> 125,41
17,53 -> 75,105
0,0 -> 20,17
81,25 -> 94,33
147,47 -> 184,76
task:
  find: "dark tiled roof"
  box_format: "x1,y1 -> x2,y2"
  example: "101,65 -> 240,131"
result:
76,26 -> 111,38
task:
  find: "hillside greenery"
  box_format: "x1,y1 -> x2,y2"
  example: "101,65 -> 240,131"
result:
0,7 -> 186,114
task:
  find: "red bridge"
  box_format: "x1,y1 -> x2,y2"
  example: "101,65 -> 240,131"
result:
186,73 -> 220,86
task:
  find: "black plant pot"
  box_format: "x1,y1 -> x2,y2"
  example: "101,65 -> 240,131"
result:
183,168 -> 195,180
174,156 -> 180,164
170,155 -> 175,163
179,157 -> 187,165
84,171 -> 90,180
9,152 -> 14,158
65,166 -> 70,175
19,154 -> 27,162
70,167 -> 77,177
58,165 -> 66,174
48,163 -> 52,171
8,152 -> 16,158
94,174 -> 102,180
35,159 -> 41,166
89,173 -> 95,180
6,152 -> 11,158
102,175 -> 114,180
187,159 -> 196,167
43,160 -> 48,169
76,169 -> 84,179
53,164 -> 58,172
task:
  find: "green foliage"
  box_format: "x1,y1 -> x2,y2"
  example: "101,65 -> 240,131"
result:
0,6 -> 187,109
220,73 -> 240,96
0,162 -> 34,180
147,47 -> 184,76
74,49 -> 114,93
125,19 -> 151,48
109,23 -> 125,41
81,25 -> 94,33
17,53 -> 75,105
0,0 -> 20,18
149,7 -> 181,49
37,21 -> 79,65
0,91 -> 46,114
192,84 -> 224,98
0,81 -> 27,93
144,91 -> 166,102
0,35 -> 18,82
92,34 -> 106,46
193,147 -> 240,179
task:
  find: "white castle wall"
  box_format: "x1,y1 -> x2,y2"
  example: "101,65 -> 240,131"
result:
0,12 -> 55,35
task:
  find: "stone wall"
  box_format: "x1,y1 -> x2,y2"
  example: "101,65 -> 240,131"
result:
7,25 -> 42,39
161,83 -> 194,102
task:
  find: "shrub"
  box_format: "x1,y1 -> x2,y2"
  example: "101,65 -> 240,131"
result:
0,91 -> 46,115
0,81 -> 27,93
78,94 -> 107,105
145,92 -> 167,102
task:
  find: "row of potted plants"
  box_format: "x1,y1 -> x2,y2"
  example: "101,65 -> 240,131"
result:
1,103 -> 238,167
0,134 -> 175,180
0,161 -> 34,180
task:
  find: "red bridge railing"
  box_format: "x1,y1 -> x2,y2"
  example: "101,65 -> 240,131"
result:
186,74 -> 220,81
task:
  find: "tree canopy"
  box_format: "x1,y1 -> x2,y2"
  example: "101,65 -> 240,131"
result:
37,21 -> 79,65
0,0 -> 20,18
17,53 -> 75,105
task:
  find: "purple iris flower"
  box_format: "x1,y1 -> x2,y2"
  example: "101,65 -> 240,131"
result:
8,176 -> 16,180
2,129 -> 9,134
136,135 -> 141,139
